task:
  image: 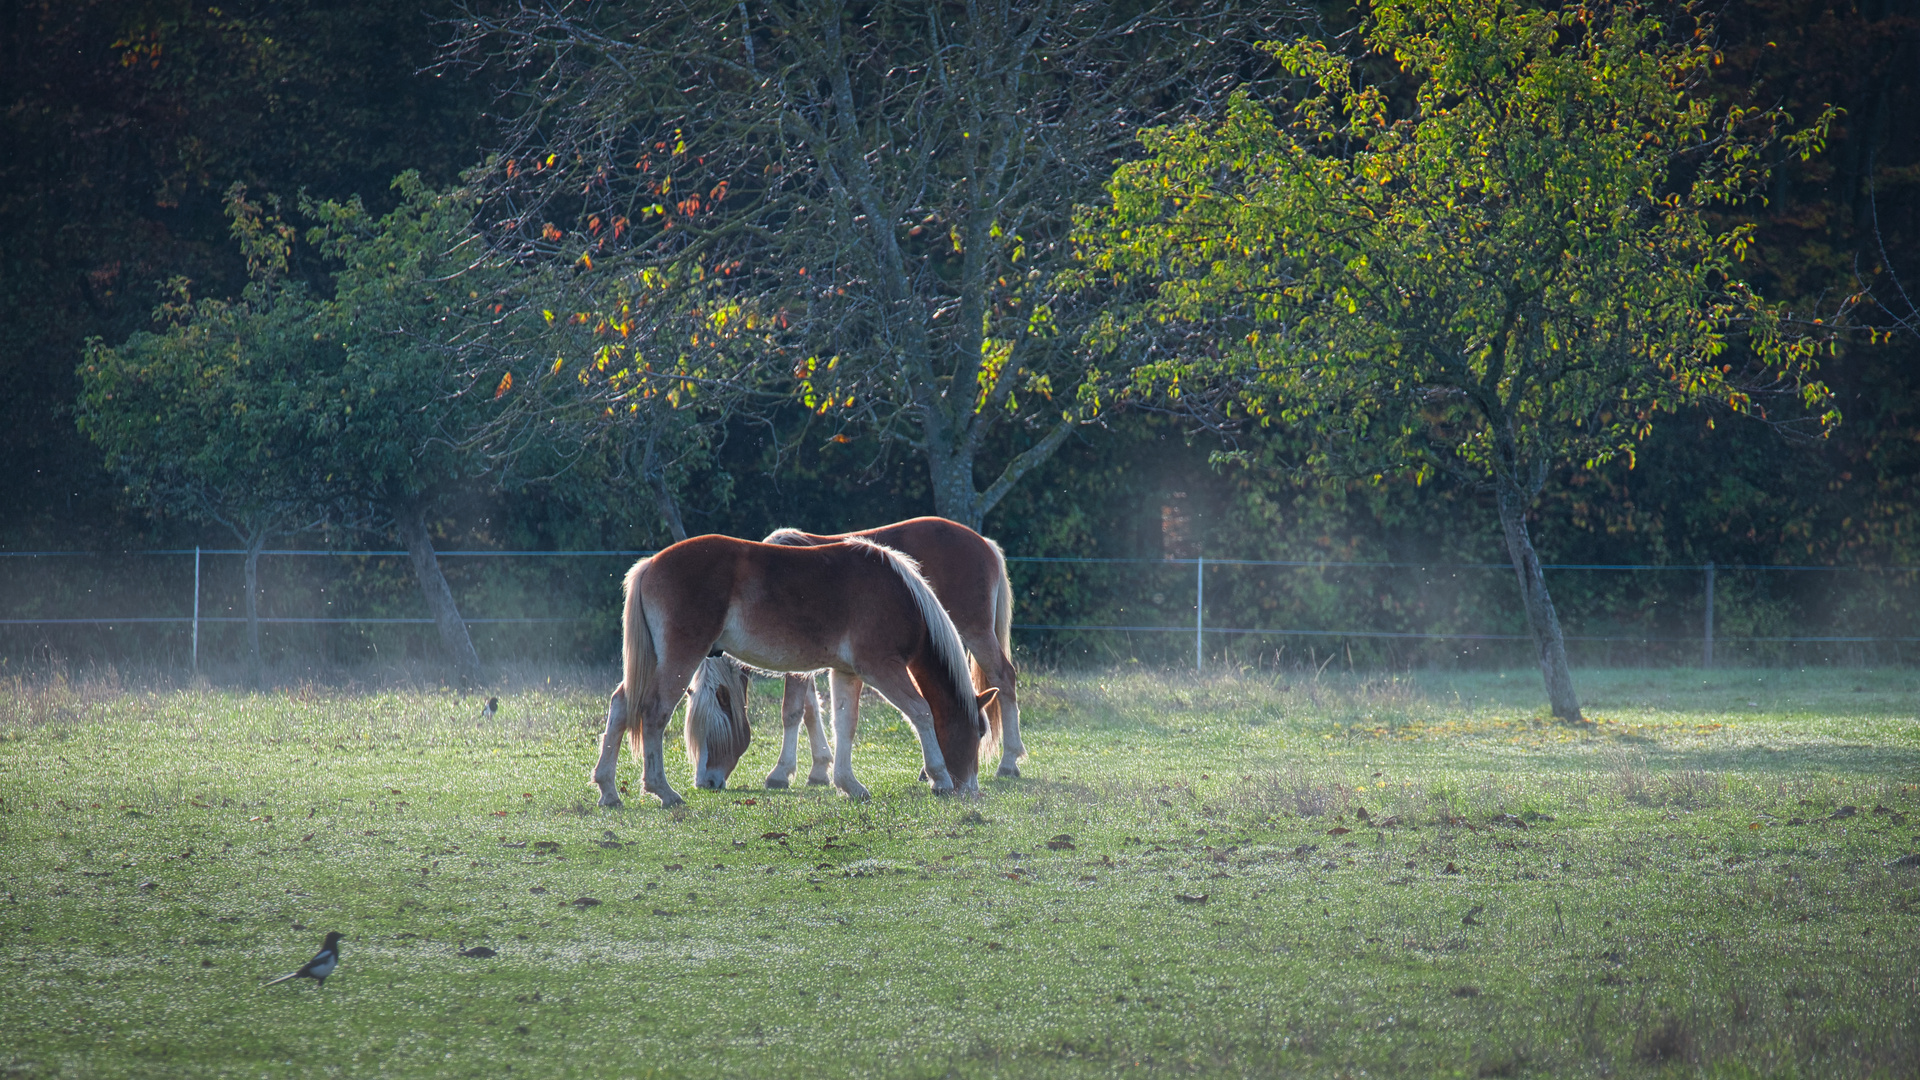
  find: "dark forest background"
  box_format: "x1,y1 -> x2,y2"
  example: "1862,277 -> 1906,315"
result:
2,0 -> 1914,679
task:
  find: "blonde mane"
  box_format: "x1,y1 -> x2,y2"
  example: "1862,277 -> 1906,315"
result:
838,536 -> 975,716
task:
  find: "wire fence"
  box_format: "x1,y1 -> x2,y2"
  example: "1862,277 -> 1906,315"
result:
3,544 -> 1915,675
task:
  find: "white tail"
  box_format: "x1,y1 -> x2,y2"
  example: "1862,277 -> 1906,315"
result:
620,557 -> 657,731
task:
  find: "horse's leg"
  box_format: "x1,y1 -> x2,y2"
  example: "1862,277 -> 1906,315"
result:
985,655 -> 1024,778
800,674 -> 833,785
827,670 -> 870,801
592,686 -> 627,807
630,661 -> 700,809
859,665 -> 954,794
764,674 -> 805,789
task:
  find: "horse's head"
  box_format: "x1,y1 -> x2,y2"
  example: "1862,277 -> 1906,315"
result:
685,656 -> 752,789
930,685 -> 998,793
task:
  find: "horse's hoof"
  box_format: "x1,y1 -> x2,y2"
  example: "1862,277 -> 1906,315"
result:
598,794 -> 624,808
764,776 -> 790,789
806,776 -> 831,787
838,782 -> 871,802
997,763 -> 1021,778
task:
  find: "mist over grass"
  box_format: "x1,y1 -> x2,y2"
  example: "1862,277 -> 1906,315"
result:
1,666 -> 1916,1078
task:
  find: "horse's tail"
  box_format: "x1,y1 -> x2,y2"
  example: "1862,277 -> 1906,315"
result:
621,556 -> 657,732
981,533 -> 1015,751
842,536 -> 978,735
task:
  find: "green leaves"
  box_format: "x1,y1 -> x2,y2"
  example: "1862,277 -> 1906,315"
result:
1079,0 -> 1836,496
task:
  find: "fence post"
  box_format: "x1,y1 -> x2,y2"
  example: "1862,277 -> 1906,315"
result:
1702,559 -> 1714,669
1195,555 -> 1204,673
192,546 -> 201,676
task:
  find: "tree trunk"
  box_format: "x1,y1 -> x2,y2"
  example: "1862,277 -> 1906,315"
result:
924,414 -> 1079,531
398,503 -> 484,689
925,445 -> 984,531
649,471 -> 688,543
1495,484 -> 1583,722
242,526 -> 265,690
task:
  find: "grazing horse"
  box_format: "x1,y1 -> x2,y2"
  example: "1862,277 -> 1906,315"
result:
592,535 -> 997,808
683,517 -> 1025,790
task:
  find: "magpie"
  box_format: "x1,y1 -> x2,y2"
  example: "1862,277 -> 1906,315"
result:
480,696 -> 499,720
263,931 -> 343,989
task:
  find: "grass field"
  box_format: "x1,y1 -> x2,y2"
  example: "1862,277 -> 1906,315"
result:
2,665 -> 1917,1079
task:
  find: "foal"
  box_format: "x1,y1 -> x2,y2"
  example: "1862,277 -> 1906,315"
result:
593,535 -> 996,808
684,517 -> 1025,789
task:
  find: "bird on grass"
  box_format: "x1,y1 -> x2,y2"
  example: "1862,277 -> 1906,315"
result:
480,696 -> 499,720
263,931 -> 343,989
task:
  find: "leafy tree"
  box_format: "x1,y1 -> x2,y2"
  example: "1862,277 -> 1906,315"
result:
297,174 -> 515,688
1076,0 -> 1835,719
81,176 -> 513,688
77,198 -> 333,687
446,0 -> 1291,530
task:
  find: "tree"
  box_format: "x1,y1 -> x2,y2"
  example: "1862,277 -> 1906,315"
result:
77,199 -> 334,687
446,0 -> 1293,530
1075,0 -> 1836,719
81,177 -> 512,689
299,173 -> 518,688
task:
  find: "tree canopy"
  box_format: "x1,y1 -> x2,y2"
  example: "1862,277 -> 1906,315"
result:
447,0 -> 1294,529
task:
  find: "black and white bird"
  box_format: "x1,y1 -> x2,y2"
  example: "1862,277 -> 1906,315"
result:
263,931 -> 343,989
480,696 -> 498,720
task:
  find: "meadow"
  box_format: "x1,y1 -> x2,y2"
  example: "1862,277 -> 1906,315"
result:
1,665 -> 1916,1079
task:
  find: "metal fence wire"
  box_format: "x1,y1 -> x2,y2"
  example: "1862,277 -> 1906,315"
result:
2,548 -> 1915,674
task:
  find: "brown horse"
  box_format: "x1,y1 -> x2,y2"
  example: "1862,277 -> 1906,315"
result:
592,534 -> 998,808
683,517 -> 1025,790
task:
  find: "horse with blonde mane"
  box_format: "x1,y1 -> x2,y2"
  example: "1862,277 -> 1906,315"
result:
592,534 -> 997,808
682,517 -> 1025,791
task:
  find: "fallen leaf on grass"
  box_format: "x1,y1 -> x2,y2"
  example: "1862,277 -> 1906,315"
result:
571,897 -> 601,908
1045,834 -> 1076,851
458,946 -> 497,958
528,886 -> 547,895
1451,985 -> 1481,998
1443,862 -> 1461,874
1462,904 -> 1484,926
650,908 -> 674,917
1327,827 -> 1352,836
1886,854 -> 1920,869
1175,893 -> 1209,905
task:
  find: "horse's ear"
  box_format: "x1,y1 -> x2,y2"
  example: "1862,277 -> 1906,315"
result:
975,687 -> 999,712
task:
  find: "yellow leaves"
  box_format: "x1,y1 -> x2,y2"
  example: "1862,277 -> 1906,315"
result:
550,356 -> 565,376
543,310 -> 555,324
494,371 -> 513,399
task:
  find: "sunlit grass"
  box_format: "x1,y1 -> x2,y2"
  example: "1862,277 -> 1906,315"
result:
1,665 -> 1916,1078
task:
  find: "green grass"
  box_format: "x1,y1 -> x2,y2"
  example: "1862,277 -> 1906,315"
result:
2,665 -> 1917,1079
